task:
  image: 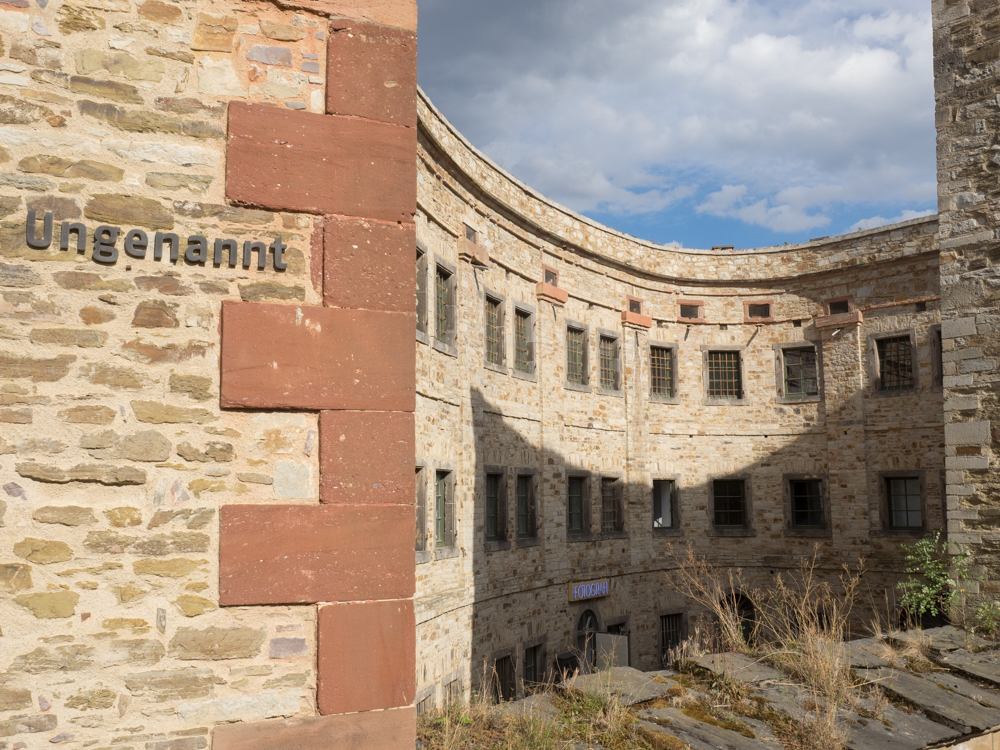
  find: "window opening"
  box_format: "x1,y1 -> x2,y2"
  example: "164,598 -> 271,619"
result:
599,336 -> 618,390
650,346 -> 674,398
568,476 -> 585,534
629,298 -> 642,314
544,268 -> 558,286
679,304 -> 701,320
653,479 -> 674,529
435,471 -> 448,546
516,474 -> 533,538
713,479 -> 746,528
415,250 -> 427,336
435,267 -> 451,345
567,327 -> 586,385
877,336 -> 914,391
828,300 -> 850,315
888,477 -> 922,530
601,477 -> 620,533
523,645 -> 542,687
485,473 -> 501,542
577,610 -> 598,670
491,656 -> 515,703
514,309 -> 531,373
748,303 -> 771,319
465,224 -> 477,244
790,479 -> 824,529
783,347 -> 818,396
660,614 -> 683,663
485,296 -> 503,366
707,350 -> 742,399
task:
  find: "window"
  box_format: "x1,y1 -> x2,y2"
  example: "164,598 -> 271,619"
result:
790,479 -> 824,529
931,326 -> 943,388
485,294 -> 505,367
679,301 -> 703,321
876,335 -> 915,391
650,345 -> 675,399
567,474 -> 589,536
828,299 -> 850,316
433,263 -> 457,350
485,472 -> 502,542
516,473 -> 536,539
713,479 -> 746,528
464,223 -> 477,244
653,479 -> 675,529
543,266 -> 558,286
748,303 -> 770,319
415,466 -> 427,552
577,610 -> 598,669
415,690 -> 435,716
415,249 -> 428,339
523,644 -> 543,686
491,655 -> 515,703
706,350 -> 743,400
887,477 -> 922,530
601,477 -> 622,533
628,297 -> 642,314
598,334 -> 620,391
660,613 -> 683,664
514,307 -> 535,375
435,470 -> 455,548
783,347 -> 818,397
444,678 -> 462,707
566,324 -> 589,387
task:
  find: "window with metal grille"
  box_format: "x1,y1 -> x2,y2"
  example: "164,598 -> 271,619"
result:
415,466 -> 427,552
485,296 -> 504,366
713,479 -> 746,528
516,474 -> 533,538
629,298 -> 642,314
514,309 -> 532,373
485,473 -> 501,541
599,336 -> 618,390
465,224 -> 477,243
435,267 -> 451,345
876,336 -> 914,391
523,645 -> 541,685
416,250 -> 427,336
828,299 -> 850,315
650,346 -> 673,398
567,327 -> 587,385
660,613 -> 683,662
653,479 -> 674,529
790,479 -> 824,529
748,303 -> 771,319
887,477 -> 922,530
707,350 -> 742,399
601,477 -> 620,532
783,347 -> 818,396
568,476 -> 585,533
680,304 -> 701,320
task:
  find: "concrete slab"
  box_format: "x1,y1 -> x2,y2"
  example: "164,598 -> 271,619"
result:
868,667 -> 1000,733
564,667 -> 679,707
695,653 -> 783,684
939,650 -> 1000,688
640,706 -> 772,750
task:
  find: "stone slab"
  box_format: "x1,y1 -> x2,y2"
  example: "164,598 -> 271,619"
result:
219,504 -> 414,606
564,667 -> 677,706
212,708 -> 415,750
226,102 -> 416,222
894,626 -> 991,653
498,693 -> 560,722
925,670 -> 1000,708
640,707 -> 770,750
323,217 -> 416,313
869,667 -> 1000,733
845,637 -> 890,669
318,600 -> 415,715
320,410 -> 414,505
939,650 -> 1000,688
695,653 -> 783,684
220,302 -> 415,412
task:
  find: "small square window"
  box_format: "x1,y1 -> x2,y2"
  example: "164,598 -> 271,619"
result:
783,347 -> 818,397
876,335 -> 914,391
629,298 -> 642,314
828,299 -> 850,316
679,304 -> 701,321
748,303 -> 771,319
653,479 -> 675,529
544,266 -> 559,286
713,479 -> 746,528
707,350 -> 743,400
465,224 -> 478,244
887,477 -> 922,530
790,479 -> 824,529
650,346 -> 674,398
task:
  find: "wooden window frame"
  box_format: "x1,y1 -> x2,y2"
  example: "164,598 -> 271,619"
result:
782,473 -> 832,538
707,475 -> 755,537
514,468 -> 540,547
416,240 -> 429,345
482,465 -> 510,552
773,341 -> 822,404
648,342 -> 680,404
596,328 -> 623,396
432,256 -> 458,358
878,470 -> 928,537
869,329 -> 918,396
744,299 -> 776,323
565,320 -> 591,392
652,475 -> 683,538
566,470 -> 593,541
678,299 -> 705,323
483,288 -> 507,374
701,345 -> 748,406
512,302 -> 538,382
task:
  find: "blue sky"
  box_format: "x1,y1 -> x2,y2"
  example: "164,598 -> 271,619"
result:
416,0 -> 936,250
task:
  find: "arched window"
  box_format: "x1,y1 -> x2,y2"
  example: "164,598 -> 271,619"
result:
576,610 -> 598,671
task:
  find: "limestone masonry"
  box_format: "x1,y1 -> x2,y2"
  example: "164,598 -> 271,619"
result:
0,0 -> 995,748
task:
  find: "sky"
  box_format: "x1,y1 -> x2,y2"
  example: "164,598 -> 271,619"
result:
416,0 -> 937,250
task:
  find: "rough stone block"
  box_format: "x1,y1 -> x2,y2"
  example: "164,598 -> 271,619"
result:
219,504 -> 414,605
226,102 -> 416,221
318,600 -> 415,714
942,317 -> 978,339
220,302 -> 415,412
326,21 -> 416,127
323,217 -> 415,313
320,410 -> 413,505
945,421 -> 991,446
212,708 -> 416,750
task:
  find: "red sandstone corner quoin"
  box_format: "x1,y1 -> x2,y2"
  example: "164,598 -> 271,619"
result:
320,410 -> 415,504
212,708 -> 417,750
323,217 -> 416,313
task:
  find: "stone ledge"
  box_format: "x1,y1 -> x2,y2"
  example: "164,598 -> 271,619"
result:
815,311 -> 863,328
212,708 -> 416,750
535,281 -> 568,305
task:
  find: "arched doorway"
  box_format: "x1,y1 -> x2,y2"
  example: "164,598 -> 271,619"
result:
576,609 -> 598,672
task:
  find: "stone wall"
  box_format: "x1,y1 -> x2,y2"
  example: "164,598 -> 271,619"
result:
933,0 -> 1000,594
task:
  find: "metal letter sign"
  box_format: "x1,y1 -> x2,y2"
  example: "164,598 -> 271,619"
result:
568,579 -> 611,602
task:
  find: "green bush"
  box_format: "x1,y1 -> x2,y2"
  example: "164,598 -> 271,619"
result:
896,531 -> 972,622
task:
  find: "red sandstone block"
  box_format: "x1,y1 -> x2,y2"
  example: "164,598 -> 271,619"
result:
536,281 -> 568,305
318,600 -> 416,715
310,216 -> 324,298
320,410 -> 414,504
326,21 -> 417,127
226,102 -> 416,222
621,310 -> 653,328
220,301 -> 415,412
212,708 -> 415,750
324,217 -> 415,313
219,504 -> 414,606
272,0 -> 417,31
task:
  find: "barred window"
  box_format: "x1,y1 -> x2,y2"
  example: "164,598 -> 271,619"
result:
568,476 -> 585,533
567,327 -> 587,385
435,266 -> 452,345
516,474 -> 535,538
514,309 -> 534,373
650,346 -> 674,398
601,477 -> 621,533
783,347 -> 818,397
485,473 -> 501,541
707,350 -> 743,399
713,479 -> 746,528
599,336 -> 619,390
790,479 -> 824,529
524,645 -> 542,685
435,470 -> 455,547
653,479 -> 674,529
485,296 -> 504,366
887,477 -> 922,530
679,304 -> 701,320
876,336 -> 914,391
660,613 -> 683,663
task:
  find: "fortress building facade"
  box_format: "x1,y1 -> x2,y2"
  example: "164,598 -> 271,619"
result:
0,0 -> 995,748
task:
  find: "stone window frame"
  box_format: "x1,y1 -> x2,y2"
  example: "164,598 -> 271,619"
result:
678,298 -> 706,323
566,469 -> 594,542
782,473 -> 832,538
416,240 -> 430,346
744,298 -> 776,324
647,341 -> 680,404
415,458 -> 432,565
520,634 -> 548,693
825,296 -> 853,316
512,301 -> 538,383
481,465 -> 511,553
877,470 -> 928,538
596,327 -> 623,397
868,328 -> 919,397
483,287 -> 508,375
432,255 -> 458,358
930,324 -> 943,391
706,474 -> 755,537
773,340 -> 823,404
658,610 -> 689,667
701,345 -> 749,406
514,468 -> 540,548
598,471 -> 627,540
651,474 -> 683,538
433,461 -> 459,560
565,319 -> 592,393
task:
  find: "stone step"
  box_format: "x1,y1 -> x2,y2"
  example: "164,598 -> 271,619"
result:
867,667 -> 1000,733
694,653 -> 783,684
939,650 -> 1000,688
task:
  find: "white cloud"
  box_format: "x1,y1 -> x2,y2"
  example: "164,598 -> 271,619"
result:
418,0 -> 935,241
847,208 -> 936,233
